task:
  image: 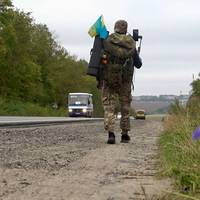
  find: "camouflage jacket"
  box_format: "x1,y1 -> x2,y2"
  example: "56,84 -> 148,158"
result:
103,33 -> 136,58
102,33 -> 136,89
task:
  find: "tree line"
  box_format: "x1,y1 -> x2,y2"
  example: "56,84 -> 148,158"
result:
0,0 -> 103,116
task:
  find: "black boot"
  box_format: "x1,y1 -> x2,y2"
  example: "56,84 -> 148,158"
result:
107,132 -> 116,144
121,133 -> 131,143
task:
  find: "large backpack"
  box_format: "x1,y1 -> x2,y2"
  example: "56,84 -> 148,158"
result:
103,33 -> 136,89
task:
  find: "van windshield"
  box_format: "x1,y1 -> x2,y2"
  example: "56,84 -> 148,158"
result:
69,95 -> 89,106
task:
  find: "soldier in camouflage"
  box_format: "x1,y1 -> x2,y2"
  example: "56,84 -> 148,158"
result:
101,20 -> 136,144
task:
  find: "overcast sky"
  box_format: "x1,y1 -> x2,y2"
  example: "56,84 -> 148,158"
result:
12,0 -> 200,96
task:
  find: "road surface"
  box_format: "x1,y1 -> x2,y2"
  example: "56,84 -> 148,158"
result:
0,116 -> 103,127
0,119 -> 171,200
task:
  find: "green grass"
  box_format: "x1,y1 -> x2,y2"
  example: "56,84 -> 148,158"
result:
159,112 -> 200,198
0,98 -> 67,116
146,114 -> 166,121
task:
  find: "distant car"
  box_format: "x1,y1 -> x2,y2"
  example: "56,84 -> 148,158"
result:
135,109 -> 146,120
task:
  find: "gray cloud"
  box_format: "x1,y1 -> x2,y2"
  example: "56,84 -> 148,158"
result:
12,0 -> 200,95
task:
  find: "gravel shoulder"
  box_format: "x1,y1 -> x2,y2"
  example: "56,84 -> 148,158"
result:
0,120 -> 172,200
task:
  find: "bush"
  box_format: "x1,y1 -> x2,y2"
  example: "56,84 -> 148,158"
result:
160,99 -> 200,197
0,98 -> 66,116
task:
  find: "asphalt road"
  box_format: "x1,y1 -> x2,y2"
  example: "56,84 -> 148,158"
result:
0,116 -> 90,122
0,119 -> 172,200
0,116 -> 103,127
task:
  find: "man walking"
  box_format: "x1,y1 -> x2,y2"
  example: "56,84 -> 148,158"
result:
101,20 -> 138,144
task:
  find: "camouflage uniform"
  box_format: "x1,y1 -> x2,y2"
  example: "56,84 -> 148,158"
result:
102,20 -> 136,134
102,78 -> 132,133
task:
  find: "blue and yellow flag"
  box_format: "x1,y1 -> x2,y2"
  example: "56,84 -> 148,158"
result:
88,15 -> 108,39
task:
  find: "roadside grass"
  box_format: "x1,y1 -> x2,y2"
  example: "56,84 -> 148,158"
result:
146,114 -> 166,121
0,98 -> 66,116
159,107 -> 200,198
139,185 -> 198,200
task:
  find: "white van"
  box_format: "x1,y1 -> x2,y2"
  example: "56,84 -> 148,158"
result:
68,93 -> 93,117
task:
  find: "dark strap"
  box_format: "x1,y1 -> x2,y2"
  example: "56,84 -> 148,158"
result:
109,55 -> 126,65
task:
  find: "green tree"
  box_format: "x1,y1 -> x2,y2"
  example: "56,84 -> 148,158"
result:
0,0 -> 12,9
191,73 -> 200,96
0,0 -> 103,116
187,73 -> 200,117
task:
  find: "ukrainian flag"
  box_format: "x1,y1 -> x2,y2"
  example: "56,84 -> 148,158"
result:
88,15 -> 108,39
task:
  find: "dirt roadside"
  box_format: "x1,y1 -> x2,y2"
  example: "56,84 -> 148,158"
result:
0,120 -> 172,200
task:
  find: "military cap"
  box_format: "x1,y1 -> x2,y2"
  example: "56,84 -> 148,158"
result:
114,20 -> 128,34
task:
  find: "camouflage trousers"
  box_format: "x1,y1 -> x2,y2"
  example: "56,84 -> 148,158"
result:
102,80 -> 132,133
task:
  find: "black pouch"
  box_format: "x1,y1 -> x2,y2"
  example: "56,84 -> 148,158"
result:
133,50 -> 142,69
